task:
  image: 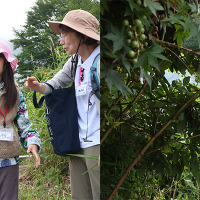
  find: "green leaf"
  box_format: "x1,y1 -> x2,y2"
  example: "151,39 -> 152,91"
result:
154,102 -> 165,107
161,11 -> 182,24
178,113 -> 185,121
144,0 -> 164,16
103,25 -> 124,52
183,77 -> 190,86
148,55 -> 159,70
140,66 -> 152,87
147,44 -> 169,69
127,0 -> 135,11
101,64 -> 132,96
67,154 -> 98,160
163,146 -> 172,154
190,157 -> 200,183
122,59 -> 131,74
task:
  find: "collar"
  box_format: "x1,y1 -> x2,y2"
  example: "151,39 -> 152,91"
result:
77,44 -> 100,70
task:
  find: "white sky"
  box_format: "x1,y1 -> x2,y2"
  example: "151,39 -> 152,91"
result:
0,0 -> 37,54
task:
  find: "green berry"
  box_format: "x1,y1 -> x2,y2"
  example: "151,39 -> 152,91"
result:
127,39 -> 131,44
133,58 -> 138,64
122,19 -> 129,26
136,0 -> 142,5
138,27 -> 145,33
139,34 -> 146,41
142,15 -> 147,20
135,19 -> 143,28
132,40 -> 139,48
127,31 -> 133,37
128,50 -> 136,58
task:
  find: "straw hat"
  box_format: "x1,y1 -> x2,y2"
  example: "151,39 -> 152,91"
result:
48,9 -> 100,41
0,41 -> 18,71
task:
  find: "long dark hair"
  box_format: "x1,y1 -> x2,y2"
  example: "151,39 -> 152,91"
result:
0,53 -> 17,110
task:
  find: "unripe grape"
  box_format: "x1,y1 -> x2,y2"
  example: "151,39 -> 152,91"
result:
139,34 -> 146,41
142,15 -> 147,20
132,40 -> 139,48
122,19 -> 129,26
128,50 -> 136,58
135,19 -> 143,28
133,58 -> 138,64
136,0 -> 142,5
127,31 -> 133,37
138,27 -> 145,33
127,39 -> 131,44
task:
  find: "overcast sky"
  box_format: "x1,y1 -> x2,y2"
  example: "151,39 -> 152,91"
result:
0,0 -> 37,55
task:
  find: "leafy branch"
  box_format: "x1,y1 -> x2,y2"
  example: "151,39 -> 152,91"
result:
152,36 -> 200,57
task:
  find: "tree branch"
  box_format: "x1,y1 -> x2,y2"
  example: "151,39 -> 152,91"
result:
152,35 -> 200,57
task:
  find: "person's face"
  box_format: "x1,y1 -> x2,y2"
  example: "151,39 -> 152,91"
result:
60,31 -> 81,55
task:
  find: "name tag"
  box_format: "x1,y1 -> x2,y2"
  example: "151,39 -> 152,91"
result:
0,126 -> 14,141
76,84 -> 87,96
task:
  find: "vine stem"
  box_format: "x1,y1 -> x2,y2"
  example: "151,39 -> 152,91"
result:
108,89 -> 200,200
165,47 -> 194,74
151,35 -> 200,57
152,35 -> 194,74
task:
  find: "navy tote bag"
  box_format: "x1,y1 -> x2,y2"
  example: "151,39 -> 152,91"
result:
33,83 -> 80,156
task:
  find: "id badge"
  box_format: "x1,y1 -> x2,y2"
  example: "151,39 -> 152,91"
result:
0,126 -> 14,141
76,84 -> 87,96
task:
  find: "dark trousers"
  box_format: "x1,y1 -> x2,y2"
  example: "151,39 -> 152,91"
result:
0,164 -> 19,200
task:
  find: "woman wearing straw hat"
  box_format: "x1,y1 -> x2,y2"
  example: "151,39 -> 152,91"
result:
0,40 -> 41,199
25,10 -> 100,200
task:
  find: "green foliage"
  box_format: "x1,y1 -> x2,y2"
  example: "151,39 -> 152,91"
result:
11,0 -> 100,80
101,0 -> 200,199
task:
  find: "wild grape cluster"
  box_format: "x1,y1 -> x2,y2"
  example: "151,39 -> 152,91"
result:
122,16 -> 148,64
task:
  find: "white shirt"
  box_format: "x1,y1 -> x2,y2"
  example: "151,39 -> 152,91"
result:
75,45 -> 100,148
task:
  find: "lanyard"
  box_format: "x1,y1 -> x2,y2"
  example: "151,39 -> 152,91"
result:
0,106 -> 8,128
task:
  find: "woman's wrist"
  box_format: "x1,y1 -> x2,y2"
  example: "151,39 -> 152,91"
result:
37,83 -> 46,94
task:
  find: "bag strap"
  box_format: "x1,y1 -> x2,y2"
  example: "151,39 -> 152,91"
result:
33,55 -> 78,109
33,82 -> 54,108
71,54 -> 79,79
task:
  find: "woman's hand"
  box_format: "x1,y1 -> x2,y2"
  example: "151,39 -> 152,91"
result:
27,144 -> 41,169
24,77 -> 46,93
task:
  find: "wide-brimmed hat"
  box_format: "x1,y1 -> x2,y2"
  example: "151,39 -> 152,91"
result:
0,41 -> 18,71
48,9 -> 100,41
